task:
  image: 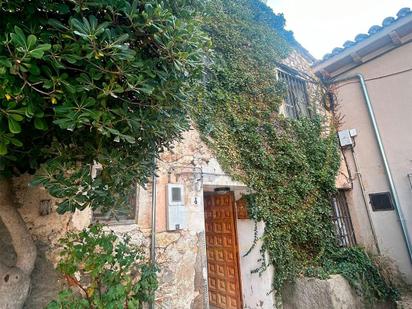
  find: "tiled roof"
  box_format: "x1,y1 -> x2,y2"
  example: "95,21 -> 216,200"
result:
319,7 -> 412,63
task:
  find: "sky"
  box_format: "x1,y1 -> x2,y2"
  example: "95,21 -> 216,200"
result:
267,0 -> 412,60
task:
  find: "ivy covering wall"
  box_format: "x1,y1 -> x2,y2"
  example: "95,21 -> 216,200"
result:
192,0 -> 399,303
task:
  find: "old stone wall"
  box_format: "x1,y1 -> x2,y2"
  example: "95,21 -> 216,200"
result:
283,275 -> 362,309
0,128 -> 213,309
102,224 -> 205,309
1,172 -> 206,309
0,174 -> 91,308
282,275 -> 395,309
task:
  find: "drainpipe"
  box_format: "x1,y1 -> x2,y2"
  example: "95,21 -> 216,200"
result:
149,158 -> 157,309
332,73 -> 412,263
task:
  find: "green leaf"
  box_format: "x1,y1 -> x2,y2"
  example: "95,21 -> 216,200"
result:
48,19 -> 68,30
25,104 -> 34,117
27,34 -> 37,49
29,44 -> 52,59
34,117 -> 48,130
11,26 -> 26,47
56,200 -> 70,214
10,113 -> 24,121
10,138 -> 23,147
0,57 -> 12,68
29,63 -> 41,75
31,176 -> 48,186
123,134 -> 136,144
70,18 -> 88,37
0,143 -> 7,156
8,117 -> 21,133
9,107 -> 27,115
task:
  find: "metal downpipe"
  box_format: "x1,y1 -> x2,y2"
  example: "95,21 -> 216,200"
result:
333,73 -> 412,262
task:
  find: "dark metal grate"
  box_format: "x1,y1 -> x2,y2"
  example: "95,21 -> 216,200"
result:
278,69 -> 310,119
331,190 -> 356,247
369,192 -> 394,211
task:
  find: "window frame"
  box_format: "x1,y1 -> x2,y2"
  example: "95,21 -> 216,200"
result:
369,192 -> 394,211
277,66 -> 311,119
92,185 -> 138,224
331,190 -> 357,247
167,184 -> 185,206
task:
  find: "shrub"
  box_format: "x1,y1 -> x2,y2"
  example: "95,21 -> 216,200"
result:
47,225 -> 158,309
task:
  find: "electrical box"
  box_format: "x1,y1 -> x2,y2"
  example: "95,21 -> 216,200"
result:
166,184 -> 187,231
338,130 -> 353,147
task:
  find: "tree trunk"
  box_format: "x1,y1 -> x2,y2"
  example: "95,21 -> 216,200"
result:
0,178 -> 37,309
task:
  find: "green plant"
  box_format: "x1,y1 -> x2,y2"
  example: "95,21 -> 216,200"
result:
194,0 -> 338,293
47,224 -> 158,309
0,1 -> 208,306
193,0 -> 398,303
0,0 -> 209,214
322,247 -> 400,302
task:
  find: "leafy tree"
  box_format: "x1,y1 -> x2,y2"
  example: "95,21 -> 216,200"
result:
0,0 -> 208,307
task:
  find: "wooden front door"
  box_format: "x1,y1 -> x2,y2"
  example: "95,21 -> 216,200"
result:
204,192 -> 242,309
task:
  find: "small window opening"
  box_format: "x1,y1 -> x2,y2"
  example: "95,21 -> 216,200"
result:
93,187 -> 137,222
369,192 -> 394,211
331,190 -> 356,247
172,187 -> 182,203
277,68 -> 311,119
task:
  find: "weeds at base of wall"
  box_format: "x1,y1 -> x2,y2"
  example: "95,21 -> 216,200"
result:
305,246 -> 400,304
46,225 -> 158,309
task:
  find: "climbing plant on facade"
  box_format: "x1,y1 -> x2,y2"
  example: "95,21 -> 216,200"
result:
0,0 -> 208,307
193,0 -> 399,303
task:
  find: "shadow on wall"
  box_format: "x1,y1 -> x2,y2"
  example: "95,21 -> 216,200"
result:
0,219 -> 63,309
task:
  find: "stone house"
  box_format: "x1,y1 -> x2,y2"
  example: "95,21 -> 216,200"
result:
0,40 -> 348,309
313,7 -> 412,285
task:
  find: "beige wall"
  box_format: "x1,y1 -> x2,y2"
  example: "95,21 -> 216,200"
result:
335,41 -> 412,283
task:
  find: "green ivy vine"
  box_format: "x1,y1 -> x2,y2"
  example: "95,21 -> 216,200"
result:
193,0 -> 399,303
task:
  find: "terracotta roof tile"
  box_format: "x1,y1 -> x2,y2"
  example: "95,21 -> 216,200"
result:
318,7 -> 411,63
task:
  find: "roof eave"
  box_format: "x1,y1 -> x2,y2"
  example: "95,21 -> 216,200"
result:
313,14 -> 412,77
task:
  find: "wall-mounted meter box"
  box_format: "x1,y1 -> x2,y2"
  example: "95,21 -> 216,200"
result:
166,184 -> 187,231
338,130 -> 353,147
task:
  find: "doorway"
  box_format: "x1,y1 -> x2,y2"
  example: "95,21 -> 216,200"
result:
204,191 -> 242,309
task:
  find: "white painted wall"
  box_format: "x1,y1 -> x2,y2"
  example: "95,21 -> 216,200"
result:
237,220 -> 276,309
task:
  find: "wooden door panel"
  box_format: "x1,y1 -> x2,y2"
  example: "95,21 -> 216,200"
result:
205,192 -> 242,309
